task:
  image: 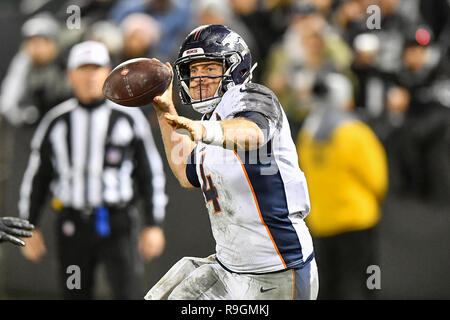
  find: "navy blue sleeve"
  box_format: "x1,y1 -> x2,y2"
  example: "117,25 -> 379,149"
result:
233,111 -> 270,142
185,147 -> 200,188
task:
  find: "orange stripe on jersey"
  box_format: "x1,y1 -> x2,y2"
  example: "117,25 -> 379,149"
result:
233,150 -> 287,269
291,269 -> 296,300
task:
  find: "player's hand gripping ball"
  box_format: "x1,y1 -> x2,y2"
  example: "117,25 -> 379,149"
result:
102,58 -> 172,107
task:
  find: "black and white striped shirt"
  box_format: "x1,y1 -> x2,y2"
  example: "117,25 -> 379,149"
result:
19,98 -> 168,226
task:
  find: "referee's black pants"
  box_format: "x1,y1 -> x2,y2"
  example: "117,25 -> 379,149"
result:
55,207 -> 142,300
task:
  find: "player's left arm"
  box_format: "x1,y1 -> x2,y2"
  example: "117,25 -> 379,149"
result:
164,114 -> 265,151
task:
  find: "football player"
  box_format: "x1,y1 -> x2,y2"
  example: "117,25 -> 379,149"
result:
145,24 -> 318,300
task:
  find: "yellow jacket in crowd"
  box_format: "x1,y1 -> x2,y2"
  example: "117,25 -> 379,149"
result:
297,109 -> 388,237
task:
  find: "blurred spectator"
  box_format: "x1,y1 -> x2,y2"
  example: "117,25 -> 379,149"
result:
351,33 -> 392,118
116,12 -> 163,123
0,12 -> 71,127
334,0 -> 417,73
84,20 -> 124,66
193,0 -> 233,25
419,0 -> 450,54
19,41 -> 168,299
263,1 -> 353,137
396,0 -> 421,24
382,30 -> 450,201
229,0 -> 292,65
388,28 -> 449,116
120,13 -> 162,62
306,0 -> 336,20
297,73 -> 388,299
332,0 -> 367,44
112,0 -> 192,61
36,1 -> 151,62
371,0 -> 413,73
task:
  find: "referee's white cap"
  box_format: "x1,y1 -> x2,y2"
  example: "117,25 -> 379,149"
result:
67,41 -> 111,70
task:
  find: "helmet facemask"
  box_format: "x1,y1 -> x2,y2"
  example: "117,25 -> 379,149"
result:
175,51 -> 248,114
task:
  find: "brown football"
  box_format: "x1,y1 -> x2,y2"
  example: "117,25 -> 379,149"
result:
102,58 -> 172,107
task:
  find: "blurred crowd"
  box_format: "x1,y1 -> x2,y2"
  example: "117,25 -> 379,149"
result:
1,0 -> 449,206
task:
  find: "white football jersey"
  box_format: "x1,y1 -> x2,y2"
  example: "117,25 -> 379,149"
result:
186,83 -> 314,273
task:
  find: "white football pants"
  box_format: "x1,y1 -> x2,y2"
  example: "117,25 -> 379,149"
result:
144,254 -> 319,300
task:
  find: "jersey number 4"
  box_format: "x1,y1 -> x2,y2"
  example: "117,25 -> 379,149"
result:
199,154 -> 221,214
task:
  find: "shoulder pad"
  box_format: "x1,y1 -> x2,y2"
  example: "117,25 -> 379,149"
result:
216,83 -> 283,130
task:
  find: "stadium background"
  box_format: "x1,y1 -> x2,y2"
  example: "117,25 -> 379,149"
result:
0,0 -> 449,299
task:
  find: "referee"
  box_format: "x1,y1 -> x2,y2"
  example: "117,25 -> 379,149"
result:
18,41 -> 168,299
